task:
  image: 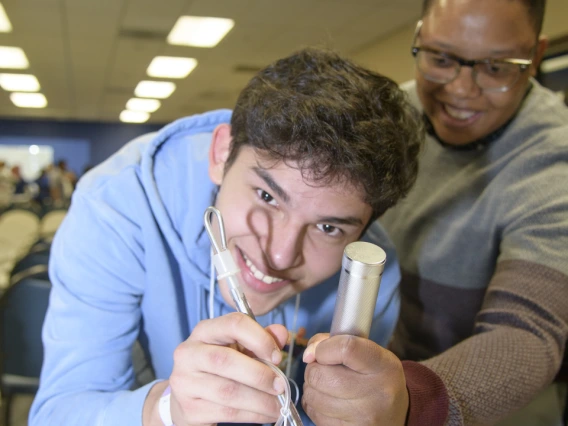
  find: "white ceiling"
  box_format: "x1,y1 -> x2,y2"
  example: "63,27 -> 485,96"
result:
0,0 -> 421,123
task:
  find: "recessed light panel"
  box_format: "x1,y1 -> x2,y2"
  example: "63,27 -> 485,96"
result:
0,73 -> 40,91
10,92 -> 47,108
126,98 -> 161,113
134,81 -> 176,99
0,3 -> 12,33
0,46 -> 29,69
167,16 -> 234,48
120,110 -> 150,123
147,56 -> 197,79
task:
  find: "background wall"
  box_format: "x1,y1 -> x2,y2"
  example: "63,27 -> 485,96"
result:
0,120 -> 163,177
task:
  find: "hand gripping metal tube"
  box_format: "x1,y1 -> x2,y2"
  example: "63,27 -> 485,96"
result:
330,241 -> 386,338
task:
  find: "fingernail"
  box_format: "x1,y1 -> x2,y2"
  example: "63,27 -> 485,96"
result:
273,376 -> 285,394
303,344 -> 315,363
272,349 -> 282,365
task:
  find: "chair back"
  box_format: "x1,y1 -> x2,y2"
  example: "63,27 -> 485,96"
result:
10,252 -> 50,277
0,210 -> 41,288
39,209 -> 67,242
0,277 -> 51,394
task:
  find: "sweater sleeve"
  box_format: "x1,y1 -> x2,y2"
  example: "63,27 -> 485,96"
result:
403,361 -> 449,426
418,260 -> 568,425
29,185 -> 151,425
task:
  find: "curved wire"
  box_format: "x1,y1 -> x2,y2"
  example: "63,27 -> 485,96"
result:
203,206 -> 227,254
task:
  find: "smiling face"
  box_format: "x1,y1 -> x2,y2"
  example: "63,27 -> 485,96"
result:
208,124 -> 373,316
416,0 -> 547,145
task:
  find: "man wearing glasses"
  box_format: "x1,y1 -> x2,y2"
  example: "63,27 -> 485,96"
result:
379,0 -> 568,425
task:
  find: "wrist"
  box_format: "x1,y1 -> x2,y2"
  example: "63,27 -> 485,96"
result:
159,385 -> 174,426
143,380 -> 170,426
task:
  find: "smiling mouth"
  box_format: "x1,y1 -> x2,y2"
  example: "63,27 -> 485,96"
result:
241,252 -> 284,285
444,104 -> 478,120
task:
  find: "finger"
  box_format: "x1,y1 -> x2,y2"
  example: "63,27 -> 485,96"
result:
265,323 -> 289,349
173,342 -> 287,396
306,332 -> 330,346
304,362 -> 363,399
313,335 -> 388,374
303,333 -> 330,363
302,382 -> 355,424
171,388 -> 278,425
303,364 -> 405,426
184,371 -> 281,418
302,408 -> 343,426
190,312 -> 282,364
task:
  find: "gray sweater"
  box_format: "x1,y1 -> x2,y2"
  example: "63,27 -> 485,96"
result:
381,79 -> 568,425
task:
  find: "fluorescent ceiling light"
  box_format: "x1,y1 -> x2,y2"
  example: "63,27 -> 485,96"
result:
0,3 -> 12,32
134,80 -> 176,99
147,56 -> 198,79
120,110 -> 150,123
0,46 -> 29,69
10,92 -> 47,108
0,73 -> 40,91
167,16 -> 234,48
126,98 -> 161,113
541,54 -> 568,74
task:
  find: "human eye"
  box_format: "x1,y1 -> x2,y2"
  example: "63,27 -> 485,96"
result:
256,189 -> 278,206
427,52 -> 455,68
483,61 -> 513,76
316,223 -> 342,237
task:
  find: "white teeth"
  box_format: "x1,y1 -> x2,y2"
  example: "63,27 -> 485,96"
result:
242,252 -> 283,285
445,104 -> 477,120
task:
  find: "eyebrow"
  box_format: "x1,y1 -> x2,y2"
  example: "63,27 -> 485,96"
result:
253,167 -> 290,204
317,216 -> 364,227
253,167 -> 364,227
423,40 -> 525,58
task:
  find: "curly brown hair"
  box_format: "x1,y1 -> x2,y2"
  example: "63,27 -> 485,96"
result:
227,48 -> 424,220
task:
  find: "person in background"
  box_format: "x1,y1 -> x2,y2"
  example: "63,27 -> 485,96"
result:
46,162 -> 63,205
0,160 -> 14,210
378,0 -> 568,424
29,48 -> 423,425
57,159 -> 77,201
47,160 -> 77,208
32,167 -> 52,209
10,165 -> 27,195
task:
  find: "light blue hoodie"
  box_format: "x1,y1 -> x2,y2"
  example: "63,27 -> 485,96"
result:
29,110 -> 401,425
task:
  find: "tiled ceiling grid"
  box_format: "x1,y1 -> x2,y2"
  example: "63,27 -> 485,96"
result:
0,0 -> 421,123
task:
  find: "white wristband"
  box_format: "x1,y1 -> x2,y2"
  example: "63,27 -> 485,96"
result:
158,385 -> 174,426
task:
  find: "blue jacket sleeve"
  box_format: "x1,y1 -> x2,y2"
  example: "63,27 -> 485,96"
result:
29,185 -> 153,425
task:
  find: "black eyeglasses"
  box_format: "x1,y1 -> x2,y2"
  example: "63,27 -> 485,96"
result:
410,20 -> 533,92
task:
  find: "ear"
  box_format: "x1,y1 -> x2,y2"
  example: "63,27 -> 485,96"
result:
530,35 -> 549,77
208,123 -> 233,185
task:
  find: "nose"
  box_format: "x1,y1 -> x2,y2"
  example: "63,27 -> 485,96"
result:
444,66 -> 481,98
263,221 -> 305,271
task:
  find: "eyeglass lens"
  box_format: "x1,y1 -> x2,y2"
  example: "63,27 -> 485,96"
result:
416,50 -> 521,90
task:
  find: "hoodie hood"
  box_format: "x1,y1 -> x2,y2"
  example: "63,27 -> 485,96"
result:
140,110 -> 234,325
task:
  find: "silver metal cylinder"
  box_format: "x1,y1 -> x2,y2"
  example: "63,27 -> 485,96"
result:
330,241 -> 386,338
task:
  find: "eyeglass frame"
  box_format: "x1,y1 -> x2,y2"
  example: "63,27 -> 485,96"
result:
410,20 -> 533,92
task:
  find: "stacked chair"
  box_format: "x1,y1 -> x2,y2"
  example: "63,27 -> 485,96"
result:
0,278 -> 51,425
0,206 -> 66,425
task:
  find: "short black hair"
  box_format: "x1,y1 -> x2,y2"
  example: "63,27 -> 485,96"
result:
421,0 -> 546,36
228,48 -> 424,220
